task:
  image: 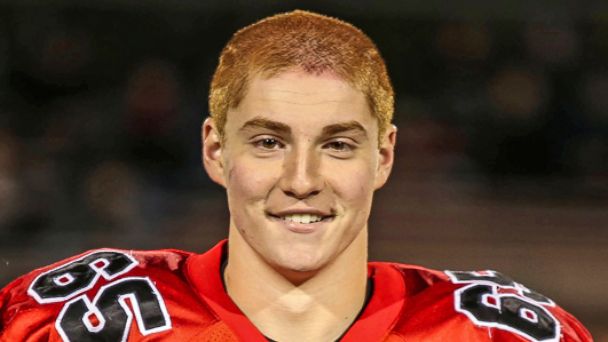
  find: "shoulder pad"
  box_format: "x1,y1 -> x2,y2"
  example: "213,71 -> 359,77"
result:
442,270 -> 592,342
0,248 -> 195,341
382,265 -> 591,341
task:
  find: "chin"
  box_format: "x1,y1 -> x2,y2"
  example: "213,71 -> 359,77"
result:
272,248 -> 327,275
273,262 -> 322,285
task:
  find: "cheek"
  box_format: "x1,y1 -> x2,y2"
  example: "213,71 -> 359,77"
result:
329,163 -> 376,204
225,157 -> 278,204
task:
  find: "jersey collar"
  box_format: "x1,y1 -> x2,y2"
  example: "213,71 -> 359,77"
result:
186,240 -> 267,341
186,240 -> 406,341
341,261 -> 406,341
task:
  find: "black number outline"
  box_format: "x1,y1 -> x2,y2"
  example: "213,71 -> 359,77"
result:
28,249 -> 138,304
454,283 -> 560,342
446,270 -> 554,306
54,276 -> 172,342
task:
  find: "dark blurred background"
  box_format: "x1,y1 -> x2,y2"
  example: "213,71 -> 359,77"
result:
0,0 -> 606,338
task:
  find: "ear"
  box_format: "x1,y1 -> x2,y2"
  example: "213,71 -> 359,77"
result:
374,124 -> 397,190
202,117 -> 227,187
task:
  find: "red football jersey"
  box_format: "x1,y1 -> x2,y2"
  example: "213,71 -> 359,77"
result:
0,240 -> 592,341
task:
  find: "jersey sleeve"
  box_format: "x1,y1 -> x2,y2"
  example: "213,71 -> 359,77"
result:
0,248 -> 226,342
0,254 -> 83,341
387,266 -> 593,342
443,270 -> 593,342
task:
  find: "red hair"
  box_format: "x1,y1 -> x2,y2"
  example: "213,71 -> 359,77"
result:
209,10 -> 394,144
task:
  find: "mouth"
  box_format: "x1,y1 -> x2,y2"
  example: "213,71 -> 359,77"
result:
266,212 -> 335,233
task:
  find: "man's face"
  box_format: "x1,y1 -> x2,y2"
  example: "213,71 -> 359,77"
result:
203,69 -> 395,275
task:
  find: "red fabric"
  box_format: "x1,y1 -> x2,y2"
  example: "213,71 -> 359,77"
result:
0,240 -> 593,341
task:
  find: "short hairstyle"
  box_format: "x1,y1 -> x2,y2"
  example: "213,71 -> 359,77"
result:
209,10 -> 394,145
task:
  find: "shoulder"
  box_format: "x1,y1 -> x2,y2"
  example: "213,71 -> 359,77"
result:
1,248 -> 193,304
373,263 -> 593,342
0,248 -> 227,341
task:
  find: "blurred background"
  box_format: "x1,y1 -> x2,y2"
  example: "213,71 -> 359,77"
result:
0,0 -> 606,338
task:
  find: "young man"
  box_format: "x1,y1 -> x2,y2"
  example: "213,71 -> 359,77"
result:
0,10 -> 592,342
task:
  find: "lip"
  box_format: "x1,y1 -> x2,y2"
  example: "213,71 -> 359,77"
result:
266,211 -> 335,234
269,207 -> 333,218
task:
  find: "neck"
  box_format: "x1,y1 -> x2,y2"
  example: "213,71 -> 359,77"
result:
224,226 -> 368,342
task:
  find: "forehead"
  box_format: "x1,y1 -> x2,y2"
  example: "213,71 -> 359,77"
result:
225,69 -> 376,133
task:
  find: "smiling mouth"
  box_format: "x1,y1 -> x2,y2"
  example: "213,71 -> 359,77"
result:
267,213 -> 334,224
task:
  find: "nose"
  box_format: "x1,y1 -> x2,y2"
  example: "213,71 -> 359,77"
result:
279,147 -> 323,199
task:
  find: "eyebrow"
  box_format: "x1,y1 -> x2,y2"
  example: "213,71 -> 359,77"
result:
239,117 -> 291,135
238,117 -> 368,138
321,121 -> 368,137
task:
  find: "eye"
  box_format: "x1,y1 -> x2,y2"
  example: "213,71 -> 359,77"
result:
324,141 -> 352,152
253,137 -> 284,150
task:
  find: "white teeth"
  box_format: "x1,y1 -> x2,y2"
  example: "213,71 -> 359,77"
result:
282,214 -> 323,224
